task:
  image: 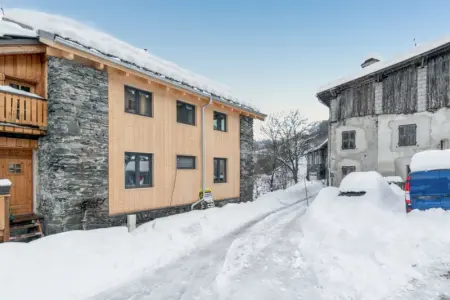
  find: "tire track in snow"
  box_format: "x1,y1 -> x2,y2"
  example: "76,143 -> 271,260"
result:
90,193 -> 317,300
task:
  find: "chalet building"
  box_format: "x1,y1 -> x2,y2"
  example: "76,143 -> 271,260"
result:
0,9 -> 265,240
305,138 -> 328,181
317,38 -> 450,186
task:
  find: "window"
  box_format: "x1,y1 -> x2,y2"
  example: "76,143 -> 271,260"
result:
7,80 -> 34,93
124,86 -> 152,117
177,101 -> 196,125
213,111 -> 227,132
314,151 -> 322,164
8,163 -> 23,174
177,155 -> 196,169
342,130 -> 356,150
342,166 -> 356,177
308,153 -> 313,165
214,158 -> 227,183
398,124 -> 417,146
124,152 -> 152,188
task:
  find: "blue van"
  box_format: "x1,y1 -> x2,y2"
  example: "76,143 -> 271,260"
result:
405,170 -> 450,212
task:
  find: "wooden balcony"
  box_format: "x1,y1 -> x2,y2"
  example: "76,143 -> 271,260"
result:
0,90 -> 47,135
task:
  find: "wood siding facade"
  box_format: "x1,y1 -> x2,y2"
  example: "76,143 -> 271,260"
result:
382,66 -> 417,114
108,70 -> 241,215
427,53 -> 450,110
336,82 -> 375,120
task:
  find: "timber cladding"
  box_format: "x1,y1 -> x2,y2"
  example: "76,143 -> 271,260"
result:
382,65 -> 417,114
427,53 -> 450,110
108,70 -> 240,215
337,82 -> 375,120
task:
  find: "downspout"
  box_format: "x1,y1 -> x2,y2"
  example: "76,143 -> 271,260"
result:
191,95 -> 213,210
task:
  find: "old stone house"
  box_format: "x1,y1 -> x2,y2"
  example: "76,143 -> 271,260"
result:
0,9 -> 265,240
305,138 -> 328,182
317,38 -> 450,186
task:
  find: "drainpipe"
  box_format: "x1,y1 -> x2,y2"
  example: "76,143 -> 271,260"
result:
191,95 -> 213,210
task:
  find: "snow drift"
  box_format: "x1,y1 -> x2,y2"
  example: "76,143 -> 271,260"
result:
410,149 -> 450,172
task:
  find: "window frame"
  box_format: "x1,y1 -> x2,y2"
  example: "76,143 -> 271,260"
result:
341,130 -> 356,150
6,79 -> 35,93
213,157 -> 227,183
124,85 -> 153,117
342,166 -> 356,176
176,100 -> 196,126
176,155 -> 196,170
213,111 -> 227,132
398,124 -> 417,147
124,152 -> 153,189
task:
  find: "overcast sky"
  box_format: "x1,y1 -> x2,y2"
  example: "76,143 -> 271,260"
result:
5,0 -> 450,138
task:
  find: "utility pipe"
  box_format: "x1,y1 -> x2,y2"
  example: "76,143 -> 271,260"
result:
191,95 -> 213,210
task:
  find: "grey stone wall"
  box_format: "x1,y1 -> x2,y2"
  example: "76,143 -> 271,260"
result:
38,57 -> 115,234
240,116 -> 255,201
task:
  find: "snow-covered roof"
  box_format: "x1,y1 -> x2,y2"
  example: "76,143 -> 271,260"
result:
305,138 -> 328,154
0,85 -> 43,99
1,9 -> 264,117
0,17 -> 36,38
410,150 -> 450,173
318,35 -> 450,94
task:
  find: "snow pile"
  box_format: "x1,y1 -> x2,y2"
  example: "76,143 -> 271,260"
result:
410,149 -> 450,172
1,9 -> 256,110
0,179 -> 11,186
384,176 -> 404,183
0,17 -> 36,38
0,181 -> 322,300
299,183 -> 450,299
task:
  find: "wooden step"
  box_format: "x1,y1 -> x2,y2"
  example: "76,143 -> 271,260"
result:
11,213 -> 43,224
10,223 -> 39,231
9,231 -> 43,242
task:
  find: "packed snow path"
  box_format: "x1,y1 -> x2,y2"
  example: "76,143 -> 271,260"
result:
91,195 -> 317,300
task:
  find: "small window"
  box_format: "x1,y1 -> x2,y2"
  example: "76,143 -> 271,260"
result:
7,81 -> 33,93
124,86 -> 152,117
177,101 -> 196,125
125,152 -> 153,188
8,163 -> 23,174
342,166 -> 356,177
213,111 -> 227,132
214,158 -> 227,183
342,130 -> 356,150
177,155 -> 196,169
398,124 -> 417,146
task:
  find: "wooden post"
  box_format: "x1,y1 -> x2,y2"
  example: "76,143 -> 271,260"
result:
0,194 -> 10,243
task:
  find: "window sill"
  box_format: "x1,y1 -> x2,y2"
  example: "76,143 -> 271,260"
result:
213,128 -> 227,133
177,121 -> 196,127
125,185 -> 153,190
125,111 -> 153,118
214,181 -> 228,184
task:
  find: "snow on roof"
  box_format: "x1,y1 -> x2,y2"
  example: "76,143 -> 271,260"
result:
384,176 -> 404,183
0,85 -> 43,99
305,138 -> 328,154
0,17 -> 36,38
318,35 -> 450,93
410,150 -> 450,173
363,53 -> 382,62
2,9 -> 262,115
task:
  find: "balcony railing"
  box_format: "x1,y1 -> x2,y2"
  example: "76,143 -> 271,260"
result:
0,91 -> 47,129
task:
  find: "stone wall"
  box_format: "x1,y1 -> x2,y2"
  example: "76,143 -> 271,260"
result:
38,57 -> 114,234
240,116 -> 255,201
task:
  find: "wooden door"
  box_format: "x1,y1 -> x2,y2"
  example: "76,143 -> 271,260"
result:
0,149 -> 33,215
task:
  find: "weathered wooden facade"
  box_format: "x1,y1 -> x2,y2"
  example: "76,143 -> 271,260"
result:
0,11 -> 265,240
318,41 -> 450,186
306,138 -> 328,182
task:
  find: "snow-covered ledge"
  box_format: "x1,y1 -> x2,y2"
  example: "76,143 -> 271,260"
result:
0,85 -> 44,99
0,179 -> 11,243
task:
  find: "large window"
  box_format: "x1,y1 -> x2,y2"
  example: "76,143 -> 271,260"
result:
398,124 -> 417,146
342,166 -> 356,177
214,158 -> 227,183
342,130 -> 356,150
177,101 -> 196,125
176,155 -> 196,169
125,152 -> 153,188
213,111 -> 227,132
124,86 -> 152,117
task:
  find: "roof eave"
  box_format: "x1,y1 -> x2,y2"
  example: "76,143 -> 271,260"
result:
38,30 -> 266,120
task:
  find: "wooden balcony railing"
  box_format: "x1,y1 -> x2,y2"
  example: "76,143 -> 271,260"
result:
0,91 -> 47,129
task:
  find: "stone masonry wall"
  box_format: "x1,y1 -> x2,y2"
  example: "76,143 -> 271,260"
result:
240,116 -> 255,201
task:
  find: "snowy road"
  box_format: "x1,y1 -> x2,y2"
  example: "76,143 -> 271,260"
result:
91,196 -> 318,300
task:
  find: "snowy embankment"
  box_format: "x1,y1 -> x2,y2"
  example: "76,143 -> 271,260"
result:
0,181 -> 322,300
299,186 -> 450,299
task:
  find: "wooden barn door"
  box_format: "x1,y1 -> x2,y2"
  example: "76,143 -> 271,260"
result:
0,149 -> 33,215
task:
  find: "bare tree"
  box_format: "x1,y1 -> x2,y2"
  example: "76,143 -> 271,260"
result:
262,110 -> 316,184
260,117 -> 282,191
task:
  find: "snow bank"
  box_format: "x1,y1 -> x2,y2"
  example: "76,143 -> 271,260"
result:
0,181 -> 322,300
300,183 -> 450,299
384,176 -> 404,183
339,171 -> 385,193
410,149 -> 450,172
